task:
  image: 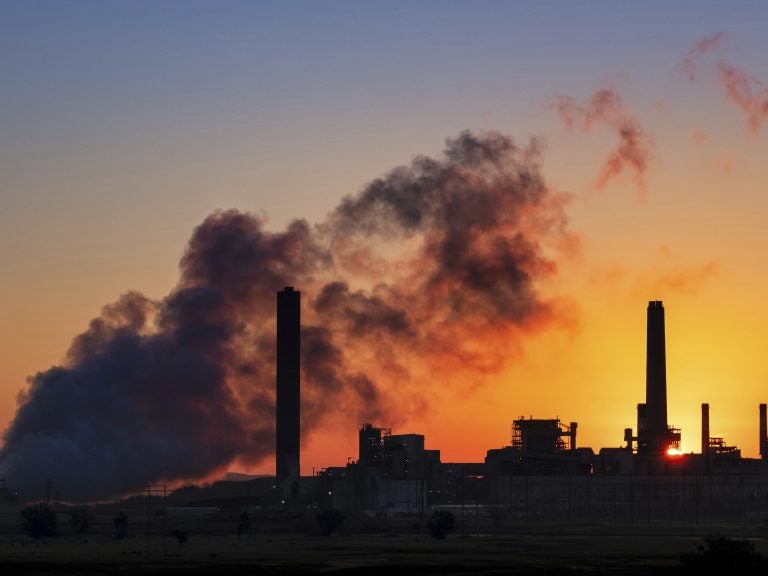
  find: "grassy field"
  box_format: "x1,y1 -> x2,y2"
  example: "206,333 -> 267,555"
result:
2,521 -> 767,575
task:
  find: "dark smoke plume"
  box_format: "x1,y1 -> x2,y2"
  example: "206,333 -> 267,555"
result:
0,130 -> 573,501
553,88 -> 652,200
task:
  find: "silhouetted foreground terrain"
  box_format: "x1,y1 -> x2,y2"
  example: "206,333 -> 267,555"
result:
2,521 -> 768,575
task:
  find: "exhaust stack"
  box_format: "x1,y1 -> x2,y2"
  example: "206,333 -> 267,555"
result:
760,403 -> 767,459
646,301 -> 668,437
637,301 -> 680,454
569,422 -> 578,450
276,286 -> 301,495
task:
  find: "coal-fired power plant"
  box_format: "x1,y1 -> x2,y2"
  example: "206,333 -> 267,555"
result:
308,298 -> 768,519
3,294 -> 768,523
276,287 -> 301,496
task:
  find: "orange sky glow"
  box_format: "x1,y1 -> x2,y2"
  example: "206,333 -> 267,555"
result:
1,4 -> 767,493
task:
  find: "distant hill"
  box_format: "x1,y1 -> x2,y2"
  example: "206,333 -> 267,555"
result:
221,472 -> 273,482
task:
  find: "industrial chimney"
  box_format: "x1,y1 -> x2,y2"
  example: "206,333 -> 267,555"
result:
646,301 -> 668,438
701,403 -> 710,456
276,287 -> 301,495
569,422 -> 578,451
637,300 -> 680,454
760,403 -> 767,460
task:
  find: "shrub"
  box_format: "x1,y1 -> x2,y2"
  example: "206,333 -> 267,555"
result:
113,511 -> 128,539
69,507 -> 93,535
20,503 -> 58,538
681,535 -> 765,571
427,509 -> 455,540
316,509 -> 344,537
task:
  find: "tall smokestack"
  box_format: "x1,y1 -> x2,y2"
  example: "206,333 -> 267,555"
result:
760,403 -> 767,459
276,287 -> 301,494
701,403 -> 710,456
645,301 -> 668,440
569,422 -> 577,451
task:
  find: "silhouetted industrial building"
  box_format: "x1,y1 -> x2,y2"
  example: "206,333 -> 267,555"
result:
307,300 -> 768,522
276,287 -> 301,497
358,423 -> 388,468
313,424 -> 444,514
486,417 -> 592,477
701,403 -> 740,461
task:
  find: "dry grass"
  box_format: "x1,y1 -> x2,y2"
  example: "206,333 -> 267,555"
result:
1,520 -> 767,574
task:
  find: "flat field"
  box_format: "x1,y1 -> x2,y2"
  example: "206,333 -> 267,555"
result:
2,521 -> 767,575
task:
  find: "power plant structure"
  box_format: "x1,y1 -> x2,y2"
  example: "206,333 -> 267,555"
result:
6,293 -> 768,525
275,286 -> 301,497
307,298 -> 768,520
206,293 -> 768,521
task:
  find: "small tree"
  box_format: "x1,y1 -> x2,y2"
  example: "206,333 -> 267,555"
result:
681,535 -> 765,570
427,509 -> 455,540
69,507 -> 93,535
316,509 -> 344,537
20,503 -> 58,538
113,511 -> 128,539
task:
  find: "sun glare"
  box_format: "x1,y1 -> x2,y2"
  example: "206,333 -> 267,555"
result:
666,448 -> 683,457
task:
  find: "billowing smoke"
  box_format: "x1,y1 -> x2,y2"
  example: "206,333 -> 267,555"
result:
553,88 -> 652,200
0,130 -> 573,501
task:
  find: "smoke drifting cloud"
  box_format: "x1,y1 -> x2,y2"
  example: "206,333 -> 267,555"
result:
0,130 -> 573,501
553,88 -> 652,200
678,32 -> 724,82
641,261 -> 720,296
717,64 -> 768,135
589,244 -> 720,297
680,33 -> 768,135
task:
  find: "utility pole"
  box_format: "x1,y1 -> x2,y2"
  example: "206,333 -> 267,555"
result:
146,484 -> 152,555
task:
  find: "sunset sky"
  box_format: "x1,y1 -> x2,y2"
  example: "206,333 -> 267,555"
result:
1,2 -> 767,485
